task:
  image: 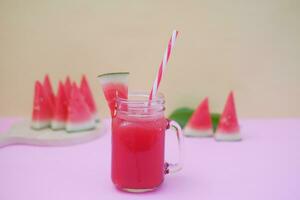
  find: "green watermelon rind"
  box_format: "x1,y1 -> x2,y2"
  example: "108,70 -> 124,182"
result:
97,72 -> 129,78
97,72 -> 129,86
211,113 -> 221,133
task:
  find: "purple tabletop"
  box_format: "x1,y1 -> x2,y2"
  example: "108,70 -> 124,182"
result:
0,118 -> 299,200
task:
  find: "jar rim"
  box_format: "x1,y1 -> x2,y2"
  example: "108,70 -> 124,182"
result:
115,91 -> 165,117
116,91 -> 165,105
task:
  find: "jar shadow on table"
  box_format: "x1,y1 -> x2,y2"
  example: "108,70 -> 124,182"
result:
113,174 -> 202,195
162,173 -> 205,193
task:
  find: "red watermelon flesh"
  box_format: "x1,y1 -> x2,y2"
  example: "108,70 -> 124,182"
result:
64,76 -> 72,101
66,83 -> 95,132
43,74 -> 55,113
51,81 -> 68,130
184,97 -> 213,137
217,91 -> 240,133
97,72 -> 129,117
80,75 -> 98,121
103,83 -> 128,116
31,81 -> 52,129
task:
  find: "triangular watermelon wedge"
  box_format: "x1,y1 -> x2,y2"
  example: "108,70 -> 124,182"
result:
66,83 -> 95,132
184,97 -> 213,137
97,72 -> 129,117
215,91 -> 241,141
51,81 -> 68,130
31,81 -> 52,129
43,74 -> 55,113
80,75 -> 99,122
64,76 -> 72,101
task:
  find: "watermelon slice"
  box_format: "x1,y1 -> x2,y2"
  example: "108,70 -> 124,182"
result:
66,83 -> 95,132
43,74 -> 55,113
80,75 -> 99,122
97,72 -> 129,117
215,91 -> 241,141
31,81 -> 52,129
184,97 -> 213,137
64,76 -> 72,101
51,81 -> 68,130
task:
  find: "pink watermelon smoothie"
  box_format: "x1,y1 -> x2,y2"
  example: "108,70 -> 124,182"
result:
31,81 -> 52,129
184,97 -> 213,137
215,91 -> 241,141
112,113 -> 167,189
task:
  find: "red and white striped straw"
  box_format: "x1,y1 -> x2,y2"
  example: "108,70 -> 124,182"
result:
149,30 -> 179,100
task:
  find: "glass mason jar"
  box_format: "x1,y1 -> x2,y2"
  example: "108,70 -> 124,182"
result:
111,92 -> 183,192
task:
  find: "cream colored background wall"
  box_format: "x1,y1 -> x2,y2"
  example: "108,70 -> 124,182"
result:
0,0 -> 299,118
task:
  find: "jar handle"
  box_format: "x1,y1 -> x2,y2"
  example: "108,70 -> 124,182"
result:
165,120 -> 183,174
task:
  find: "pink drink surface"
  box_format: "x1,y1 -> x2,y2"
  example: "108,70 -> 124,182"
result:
112,114 -> 167,189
